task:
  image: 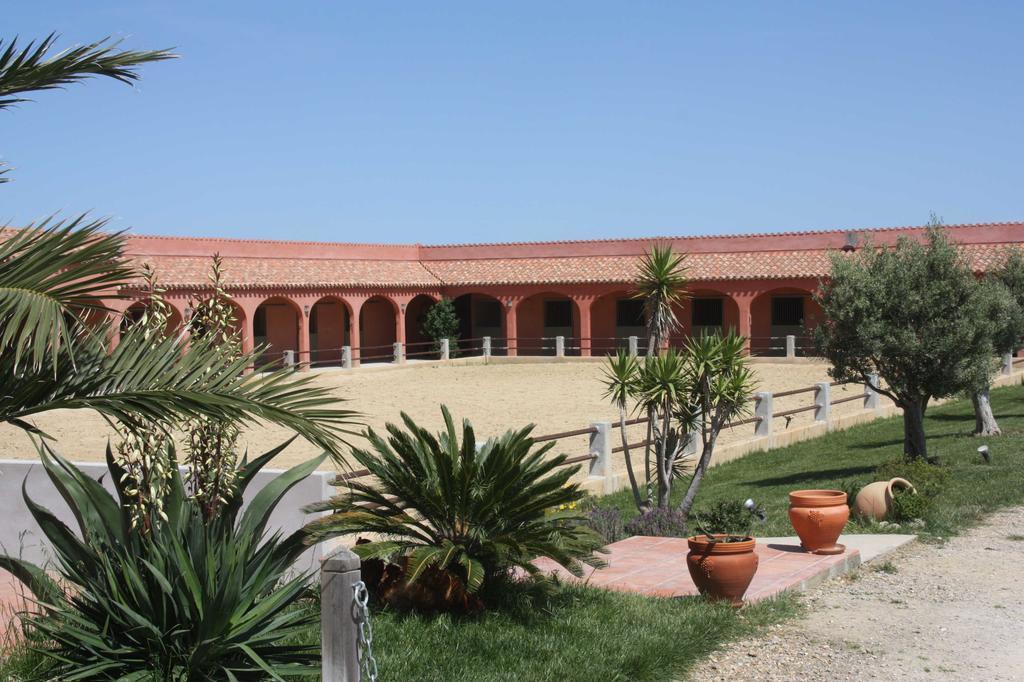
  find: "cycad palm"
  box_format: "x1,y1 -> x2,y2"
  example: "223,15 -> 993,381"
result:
305,407 -> 606,595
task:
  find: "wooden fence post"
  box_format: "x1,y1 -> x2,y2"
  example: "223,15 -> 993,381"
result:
321,547 -> 362,682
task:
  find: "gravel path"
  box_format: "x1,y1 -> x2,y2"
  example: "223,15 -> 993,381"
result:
689,507 -> 1024,681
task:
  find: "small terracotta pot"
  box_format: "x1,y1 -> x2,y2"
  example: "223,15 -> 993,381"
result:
853,477 -> 916,521
686,534 -> 759,607
788,489 -> 849,555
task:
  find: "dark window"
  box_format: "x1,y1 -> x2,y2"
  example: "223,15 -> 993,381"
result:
254,306 -> 267,337
544,300 -> 573,328
476,299 -> 502,328
309,305 -> 319,334
692,298 -> 723,327
616,299 -> 645,327
772,297 -> 804,326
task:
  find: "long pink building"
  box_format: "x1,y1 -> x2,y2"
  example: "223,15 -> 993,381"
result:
116,221 -> 1024,367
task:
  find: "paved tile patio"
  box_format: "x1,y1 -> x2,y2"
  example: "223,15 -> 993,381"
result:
535,535 -> 864,601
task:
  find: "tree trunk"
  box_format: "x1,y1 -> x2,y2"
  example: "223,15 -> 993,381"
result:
901,397 -> 928,459
655,404 -> 672,508
677,426 -> 720,529
972,387 -> 1001,436
618,408 -> 645,512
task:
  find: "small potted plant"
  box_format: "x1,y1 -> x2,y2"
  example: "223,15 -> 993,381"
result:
686,499 -> 765,607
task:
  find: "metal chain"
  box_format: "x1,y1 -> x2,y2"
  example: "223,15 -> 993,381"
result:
353,580 -> 379,682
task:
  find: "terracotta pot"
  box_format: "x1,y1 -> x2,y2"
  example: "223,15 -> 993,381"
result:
788,489 -> 849,555
686,534 -> 759,607
853,477 -> 916,521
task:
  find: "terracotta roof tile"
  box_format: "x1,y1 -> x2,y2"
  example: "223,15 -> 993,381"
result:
125,243 -> 1018,289
131,256 -> 441,289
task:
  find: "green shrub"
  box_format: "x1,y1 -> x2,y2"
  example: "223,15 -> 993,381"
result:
875,457 -> 951,498
889,488 -> 932,522
0,440 -> 322,680
304,407 -> 606,600
692,499 -> 764,539
624,508 -> 689,537
422,298 -> 461,355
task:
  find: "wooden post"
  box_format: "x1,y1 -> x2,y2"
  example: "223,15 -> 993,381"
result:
321,548 -> 361,682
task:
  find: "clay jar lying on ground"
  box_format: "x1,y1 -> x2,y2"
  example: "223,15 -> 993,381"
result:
686,534 -> 759,607
854,477 -> 916,521
788,489 -> 849,555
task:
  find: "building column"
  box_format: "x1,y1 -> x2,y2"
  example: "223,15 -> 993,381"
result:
395,302 -> 407,355
296,299 -> 312,371
349,299 -> 364,367
574,296 -> 593,357
735,294 -> 754,354
504,299 -> 518,357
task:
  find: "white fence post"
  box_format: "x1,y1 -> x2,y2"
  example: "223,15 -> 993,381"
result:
440,338 -> 450,361
588,421 -> 613,493
814,381 -> 830,422
785,335 -> 796,359
754,391 -> 773,438
393,342 -> 403,364
1002,352 -> 1013,376
628,336 -> 638,358
341,346 -> 352,369
321,547 -> 361,682
283,350 -> 295,368
864,372 -> 881,410
555,336 -> 565,357
483,336 -> 492,358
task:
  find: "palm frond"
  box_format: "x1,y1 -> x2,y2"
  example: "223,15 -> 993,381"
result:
0,216 -> 133,371
1,319 -> 359,455
0,33 -> 175,110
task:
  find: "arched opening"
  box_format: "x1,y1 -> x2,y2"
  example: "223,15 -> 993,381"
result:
254,297 -> 300,369
309,297 -> 351,368
404,294 -> 437,359
750,287 -> 821,356
359,296 -> 398,363
590,291 -> 645,356
120,301 -> 184,338
670,290 -> 741,347
515,292 -> 580,356
452,293 -> 506,356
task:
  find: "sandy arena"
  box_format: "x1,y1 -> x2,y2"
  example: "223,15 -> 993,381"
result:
0,358 -> 869,474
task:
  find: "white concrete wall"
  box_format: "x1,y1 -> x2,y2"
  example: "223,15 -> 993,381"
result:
0,459 -> 334,572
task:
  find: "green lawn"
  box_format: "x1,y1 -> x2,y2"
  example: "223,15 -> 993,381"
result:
5,383 -> 1024,682
601,380 -> 1024,541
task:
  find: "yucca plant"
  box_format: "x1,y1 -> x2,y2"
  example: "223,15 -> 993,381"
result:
304,407 -> 606,601
0,439 -> 323,680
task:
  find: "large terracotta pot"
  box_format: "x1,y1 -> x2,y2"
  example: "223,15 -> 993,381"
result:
788,489 -> 849,555
686,534 -> 759,607
853,477 -> 916,521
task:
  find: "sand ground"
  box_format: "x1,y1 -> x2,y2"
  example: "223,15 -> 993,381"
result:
0,358 -> 867,474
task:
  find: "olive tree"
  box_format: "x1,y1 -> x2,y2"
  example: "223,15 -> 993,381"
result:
815,223 -> 990,459
971,249 -> 1024,435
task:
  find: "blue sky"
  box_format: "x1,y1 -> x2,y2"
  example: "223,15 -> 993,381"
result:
3,2 -> 1023,243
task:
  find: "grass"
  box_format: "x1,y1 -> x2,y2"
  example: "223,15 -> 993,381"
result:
598,381 -> 1024,541
345,583 -> 798,682
4,384 -> 1024,682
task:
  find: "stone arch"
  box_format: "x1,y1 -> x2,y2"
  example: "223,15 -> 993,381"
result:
404,294 -> 438,357
120,300 -> 184,338
669,289 -> 741,347
590,290 -> 644,356
749,286 -> 821,356
359,295 -> 399,363
254,296 -> 301,368
515,291 -> 581,356
452,292 -> 506,356
309,296 -> 352,367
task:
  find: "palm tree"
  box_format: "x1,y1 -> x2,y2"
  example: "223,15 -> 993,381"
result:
634,244 -> 688,356
0,219 -> 358,453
